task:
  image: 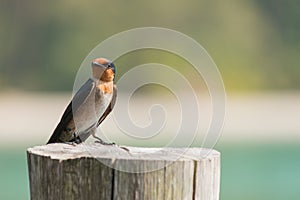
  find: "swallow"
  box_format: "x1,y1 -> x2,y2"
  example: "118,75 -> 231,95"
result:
47,58 -> 117,144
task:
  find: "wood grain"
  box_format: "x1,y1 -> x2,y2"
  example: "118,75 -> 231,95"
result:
27,143 -> 220,200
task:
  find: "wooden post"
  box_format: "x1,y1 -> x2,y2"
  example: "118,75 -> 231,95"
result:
27,143 -> 220,200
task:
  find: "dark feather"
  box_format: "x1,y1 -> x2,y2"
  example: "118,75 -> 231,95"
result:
47,79 -> 95,144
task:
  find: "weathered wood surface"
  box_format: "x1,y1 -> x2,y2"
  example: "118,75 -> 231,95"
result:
27,143 -> 220,200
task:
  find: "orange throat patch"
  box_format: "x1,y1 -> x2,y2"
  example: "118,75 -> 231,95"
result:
97,81 -> 113,94
100,68 -> 114,82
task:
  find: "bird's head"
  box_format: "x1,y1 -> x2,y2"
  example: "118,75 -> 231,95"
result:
91,58 -> 116,82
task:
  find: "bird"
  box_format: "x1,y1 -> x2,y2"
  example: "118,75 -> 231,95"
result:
47,58 -> 117,144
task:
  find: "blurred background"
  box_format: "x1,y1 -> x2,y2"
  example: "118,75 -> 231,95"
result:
0,0 -> 300,199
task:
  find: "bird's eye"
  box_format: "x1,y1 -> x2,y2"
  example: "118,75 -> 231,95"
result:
108,63 -> 116,74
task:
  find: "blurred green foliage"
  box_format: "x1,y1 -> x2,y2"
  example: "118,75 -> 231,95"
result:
0,0 -> 299,91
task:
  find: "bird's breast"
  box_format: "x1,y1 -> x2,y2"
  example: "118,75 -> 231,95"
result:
73,85 -> 113,134
96,81 -> 114,94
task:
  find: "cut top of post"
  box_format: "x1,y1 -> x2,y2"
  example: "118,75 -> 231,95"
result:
28,143 -> 220,173
28,143 -> 219,162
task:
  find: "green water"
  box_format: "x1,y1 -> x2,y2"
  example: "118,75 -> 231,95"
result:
0,144 -> 299,200
219,144 -> 300,200
0,149 -> 30,200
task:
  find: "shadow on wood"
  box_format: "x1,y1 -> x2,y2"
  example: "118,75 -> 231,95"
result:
27,143 -> 220,200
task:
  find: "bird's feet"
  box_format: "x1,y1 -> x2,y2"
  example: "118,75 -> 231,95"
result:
95,139 -> 115,145
65,139 -> 82,146
92,134 -> 129,152
64,142 -> 79,146
93,135 -> 115,145
63,135 -> 83,146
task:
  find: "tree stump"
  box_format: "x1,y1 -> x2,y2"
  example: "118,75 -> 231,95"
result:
27,143 -> 220,200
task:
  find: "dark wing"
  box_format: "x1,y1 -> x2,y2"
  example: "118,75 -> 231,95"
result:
47,79 -> 95,144
97,85 -> 117,127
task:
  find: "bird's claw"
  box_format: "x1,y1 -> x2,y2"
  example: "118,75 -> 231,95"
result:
95,140 -> 115,145
64,141 -> 79,146
119,146 -> 130,152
